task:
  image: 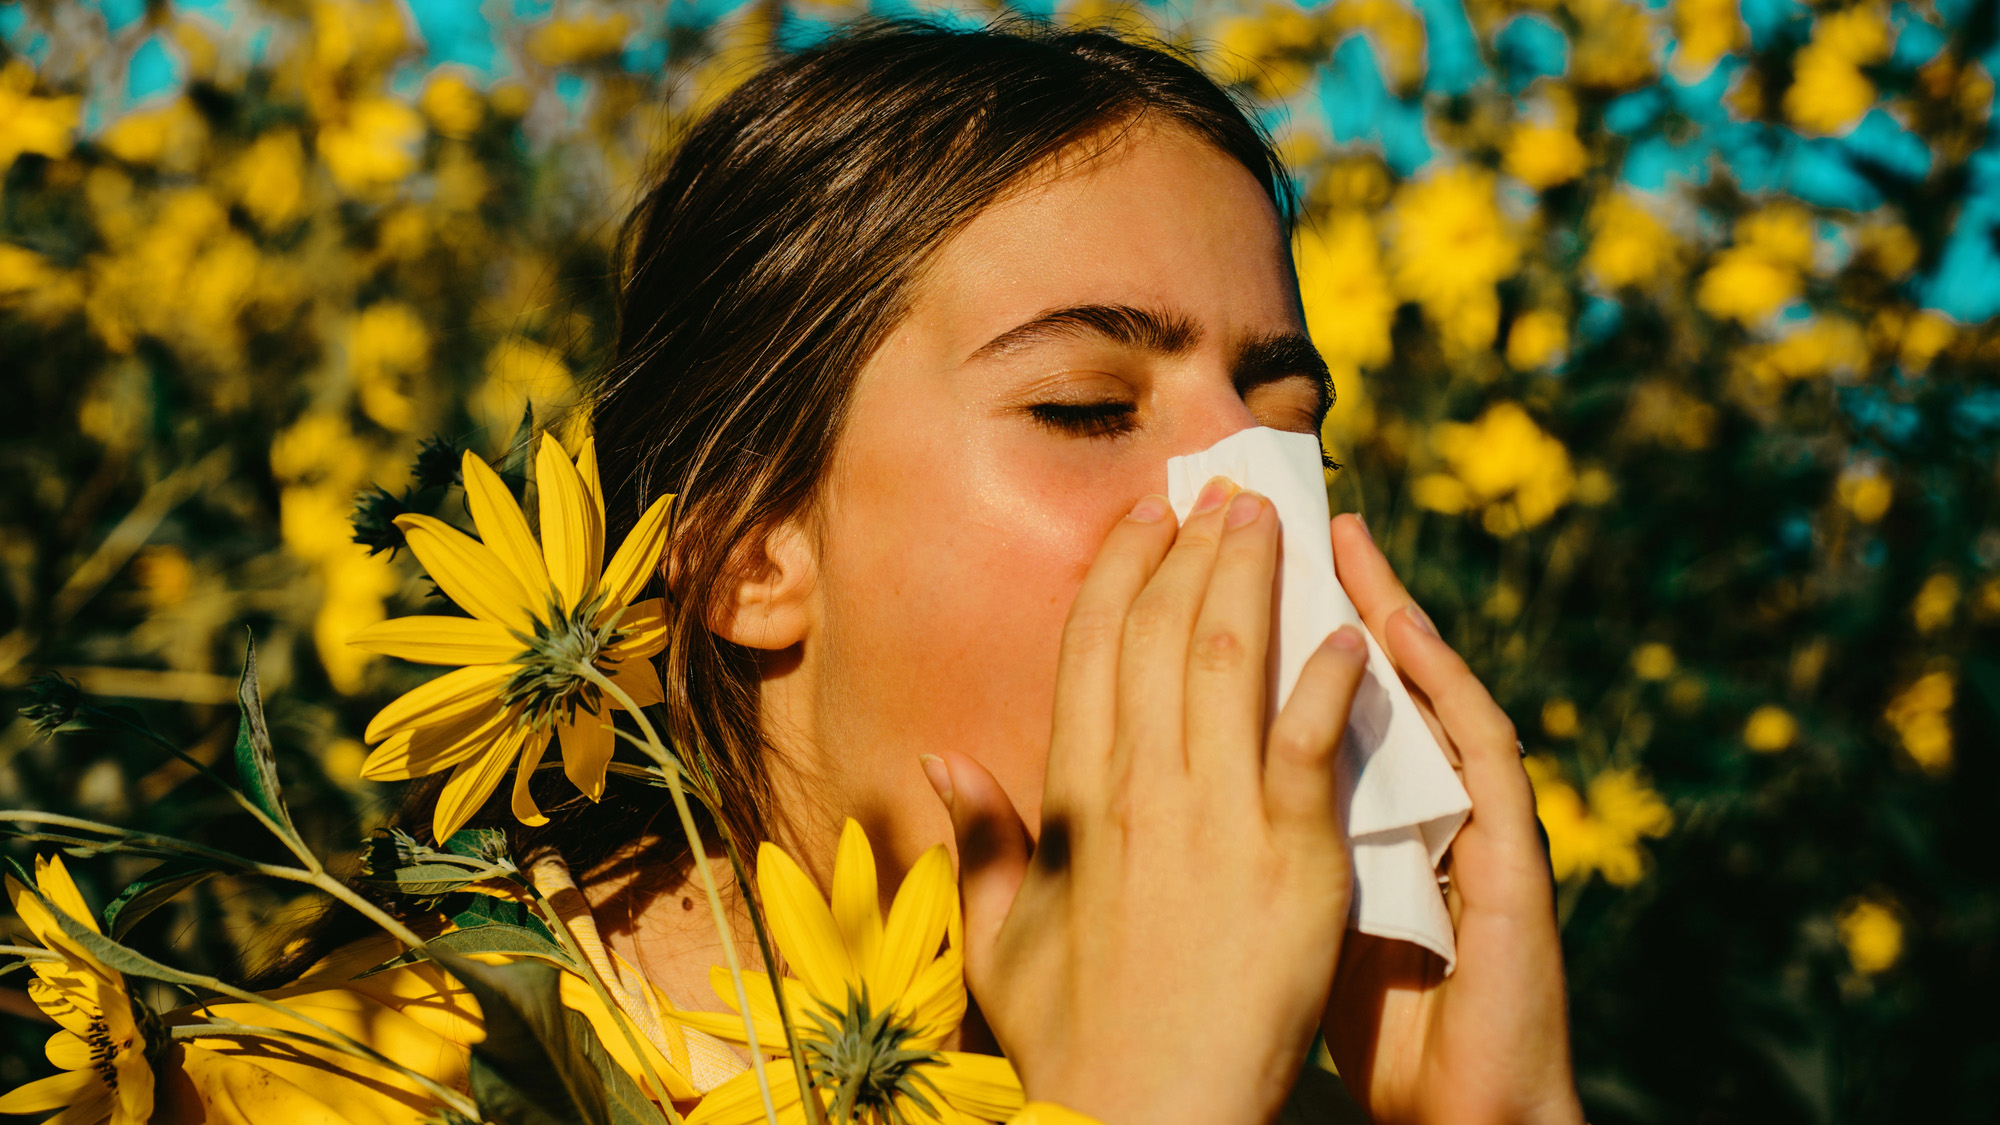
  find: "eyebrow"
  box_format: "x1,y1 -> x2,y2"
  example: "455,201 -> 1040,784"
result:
968,300 -> 1336,434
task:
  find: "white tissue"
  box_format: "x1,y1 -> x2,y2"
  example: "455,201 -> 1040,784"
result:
1166,426 -> 1472,970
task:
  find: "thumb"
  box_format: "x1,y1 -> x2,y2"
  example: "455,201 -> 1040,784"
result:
921,750 -> 1030,989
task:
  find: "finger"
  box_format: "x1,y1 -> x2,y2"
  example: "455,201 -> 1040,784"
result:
922,750 -> 1031,992
1182,491 -> 1279,793
1329,514 -> 1432,660
1382,607 -> 1550,913
1046,494 -> 1179,804
1263,625 -> 1367,841
1111,476 -> 1238,780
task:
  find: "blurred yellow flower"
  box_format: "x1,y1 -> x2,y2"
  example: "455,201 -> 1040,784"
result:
350,301 -> 432,431
477,335 -> 576,444
1327,0 -> 1428,90
310,0 -> 410,76
349,436 -> 674,842
1568,0 -> 1661,90
1784,4 -> 1891,135
1837,897 -> 1903,974
421,70 -> 486,138
1741,316 -> 1868,385
1542,698 -> 1580,739
1977,578 -> 2000,623
1835,462 -> 1893,523
1585,193 -> 1680,289
1911,573 -> 1960,634
1671,0 -> 1745,76
1896,310 -> 1957,370
1525,757 -> 1673,886
1743,705 -> 1797,752
676,820 -> 1023,1124
0,60 -> 80,171
100,99 -> 209,172
1295,211 -> 1397,377
1697,205 -> 1816,323
1855,220 -> 1921,278
1632,642 -> 1675,680
317,97 -> 424,195
1418,402 -> 1575,535
230,129 -> 308,230
1885,671 -> 1954,774
1624,380 -> 1716,449
1505,309 -> 1569,370
0,855 -> 154,1125
1388,167 -> 1520,351
1503,123 -> 1588,189
529,13 -> 636,67
1212,4 -> 1322,97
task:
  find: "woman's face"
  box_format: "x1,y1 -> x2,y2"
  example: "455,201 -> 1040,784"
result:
759,120 -> 1329,877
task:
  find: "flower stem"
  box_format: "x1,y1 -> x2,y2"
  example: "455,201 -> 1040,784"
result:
583,666 -> 783,1125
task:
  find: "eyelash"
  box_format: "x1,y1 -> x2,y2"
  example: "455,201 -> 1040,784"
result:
1028,401 -> 1137,438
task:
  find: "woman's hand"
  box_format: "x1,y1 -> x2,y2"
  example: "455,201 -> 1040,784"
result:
1322,513 -> 1584,1125
922,481 -> 1369,1125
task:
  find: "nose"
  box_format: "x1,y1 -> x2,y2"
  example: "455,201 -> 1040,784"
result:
1160,368 -> 1262,460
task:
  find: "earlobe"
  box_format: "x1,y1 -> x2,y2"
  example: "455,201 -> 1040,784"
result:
712,519 -> 816,651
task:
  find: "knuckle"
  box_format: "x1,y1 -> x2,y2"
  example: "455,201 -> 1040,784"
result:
1120,596 -> 1180,648
1188,626 -> 1246,675
1268,722 -> 1334,767
1059,606 -> 1123,659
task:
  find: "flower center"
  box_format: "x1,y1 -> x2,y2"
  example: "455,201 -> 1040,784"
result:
500,593 -> 628,729
86,1019 -> 121,1090
801,988 -> 943,1125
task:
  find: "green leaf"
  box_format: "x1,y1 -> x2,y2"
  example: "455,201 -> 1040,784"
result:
434,953 -> 670,1125
443,827 -> 512,864
233,633 -> 302,845
40,888 -> 220,993
359,922 -> 575,977
104,860 -> 216,940
354,863 -> 484,900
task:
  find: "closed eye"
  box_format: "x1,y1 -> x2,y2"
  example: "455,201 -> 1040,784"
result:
1027,401 -> 1137,438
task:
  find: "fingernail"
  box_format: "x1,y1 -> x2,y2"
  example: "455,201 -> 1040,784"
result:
1127,494 -> 1170,523
1328,625 -> 1365,653
1192,476 -> 1235,514
1356,513 -> 1374,542
1224,491 -> 1265,528
919,754 -> 953,804
1403,603 -> 1438,638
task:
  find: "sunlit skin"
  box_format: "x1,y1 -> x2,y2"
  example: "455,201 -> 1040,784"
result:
598,118 -> 1584,1124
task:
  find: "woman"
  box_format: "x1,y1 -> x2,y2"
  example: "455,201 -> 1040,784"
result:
550,17 -> 1584,1124
9,16 -> 1579,1125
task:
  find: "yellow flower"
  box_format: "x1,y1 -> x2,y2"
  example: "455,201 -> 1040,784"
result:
1837,897 -> 1903,974
1505,309 -> 1569,370
1742,705 -> 1798,753
0,855 -> 155,1125
1584,192 -> 1679,289
1421,402 -> 1575,534
1210,4 -> 1321,98
1835,463 -> 1893,523
1567,0 -> 1660,90
317,97 -> 424,195
421,71 -> 485,138
1387,167 -> 1520,351
676,820 -> 1024,1124
1911,573 -> 1960,634
230,130 -> 308,230
1631,642 -> 1675,681
1502,123 -> 1588,190
0,60 -> 81,172
1671,0 -> 1745,77
1885,671 -> 1954,774
349,435 -> 675,842
528,13 -> 636,67
1542,698 -> 1579,739
1523,759 -> 1673,887
1295,211 -> 1397,376
1784,3 -> 1890,136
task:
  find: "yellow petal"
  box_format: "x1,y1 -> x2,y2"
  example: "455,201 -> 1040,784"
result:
432,726 -> 530,842
363,664 -> 513,744
360,703 -> 514,782
395,513 -> 539,632
462,449 -> 552,606
683,1063 -> 804,1125
510,730 -> 553,827
349,616 -> 525,665
35,855 -> 99,937
576,435 -> 606,527
555,709 -> 615,801
831,819 -> 883,980
110,1038 -> 153,1125
606,655 -> 665,709
0,1067 -> 97,1114
601,598 -> 669,661
757,842 -> 857,1002
538,434 -> 601,613
681,963 -> 822,1047
870,844 -> 954,1002
45,1029 -> 90,1069
597,492 -> 674,614
927,1051 -> 1027,1120
895,945 -> 967,1047
556,969 -> 694,1102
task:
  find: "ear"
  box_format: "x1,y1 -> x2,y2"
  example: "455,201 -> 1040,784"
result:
710,518 -> 817,651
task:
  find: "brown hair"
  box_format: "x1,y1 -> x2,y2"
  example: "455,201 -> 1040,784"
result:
282,17 -> 1296,967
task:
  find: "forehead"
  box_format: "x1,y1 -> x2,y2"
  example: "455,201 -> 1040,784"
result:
899,119 -> 1300,355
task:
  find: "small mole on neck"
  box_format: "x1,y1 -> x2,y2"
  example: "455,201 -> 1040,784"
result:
682,896 -> 694,911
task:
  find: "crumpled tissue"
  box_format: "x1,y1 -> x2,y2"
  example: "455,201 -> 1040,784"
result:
1166,426 -> 1472,970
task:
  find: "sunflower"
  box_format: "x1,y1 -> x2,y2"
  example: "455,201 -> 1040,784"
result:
349,434 -> 675,843
0,854 -> 158,1125
677,821 -> 1024,1125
